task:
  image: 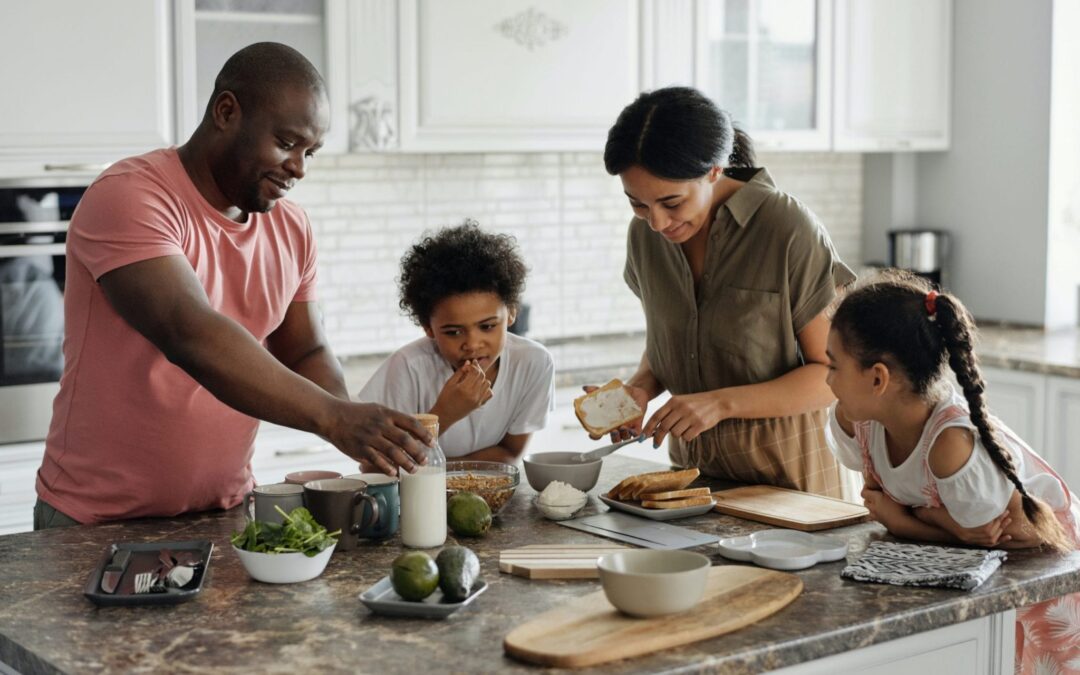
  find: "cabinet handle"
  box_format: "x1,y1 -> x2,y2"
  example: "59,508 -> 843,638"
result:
43,163 -> 110,173
273,443 -> 335,457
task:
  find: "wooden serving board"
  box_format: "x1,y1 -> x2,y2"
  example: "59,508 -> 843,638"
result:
712,485 -> 869,531
499,544 -> 629,579
504,566 -> 802,668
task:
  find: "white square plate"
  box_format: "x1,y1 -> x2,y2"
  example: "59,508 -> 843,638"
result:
598,495 -> 715,521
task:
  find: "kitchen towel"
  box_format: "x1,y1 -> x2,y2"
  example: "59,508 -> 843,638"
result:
841,541 -> 1007,591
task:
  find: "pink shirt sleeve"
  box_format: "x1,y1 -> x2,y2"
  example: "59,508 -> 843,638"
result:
67,174 -> 186,281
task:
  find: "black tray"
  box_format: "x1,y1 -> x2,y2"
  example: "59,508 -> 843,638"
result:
83,540 -> 213,607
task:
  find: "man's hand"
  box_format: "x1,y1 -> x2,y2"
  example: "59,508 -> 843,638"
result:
581,383 -> 650,442
431,360 -> 493,429
643,391 -> 729,448
325,401 -> 433,477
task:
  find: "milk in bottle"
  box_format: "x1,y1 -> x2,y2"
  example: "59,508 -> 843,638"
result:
400,413 -> 447,548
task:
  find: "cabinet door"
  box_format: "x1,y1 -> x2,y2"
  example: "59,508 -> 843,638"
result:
397,0 -> 641,152
174,0 -> 349,153
981,367 -> 1046,455
0,0 -> 173,175
833,0 -> 951,151
0,442 -> 47,535
1046,375 -> 1080,494
694,0 -> 832,151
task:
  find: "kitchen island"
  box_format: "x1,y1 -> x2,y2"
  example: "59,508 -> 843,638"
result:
2,456 -> 1078,674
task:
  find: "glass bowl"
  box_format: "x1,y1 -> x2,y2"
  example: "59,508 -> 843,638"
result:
445,461 -> 520,516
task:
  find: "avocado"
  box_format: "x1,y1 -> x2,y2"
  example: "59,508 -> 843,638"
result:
447,491 -> 492,537
390,551 -> 439,601
436,546 -> 481,602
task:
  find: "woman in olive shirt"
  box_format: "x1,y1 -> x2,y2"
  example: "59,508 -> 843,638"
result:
601,86 -> 855,497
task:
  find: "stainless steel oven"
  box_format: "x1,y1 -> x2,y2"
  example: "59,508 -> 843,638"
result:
0,182 -> 87,444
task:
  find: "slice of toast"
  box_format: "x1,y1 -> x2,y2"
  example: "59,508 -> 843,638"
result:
574,379 -> 643,437
627,468 -> 700,500
636,486 -> 711,501
641,495 -> 714,509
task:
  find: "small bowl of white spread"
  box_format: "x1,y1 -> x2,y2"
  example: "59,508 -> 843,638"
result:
534,481 -> 588,520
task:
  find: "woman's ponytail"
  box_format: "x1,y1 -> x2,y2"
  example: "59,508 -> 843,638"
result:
935,295 -> 1072,552
727,127 -> 757,169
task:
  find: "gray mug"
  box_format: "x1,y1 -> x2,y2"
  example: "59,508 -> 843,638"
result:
244,483 -> 305,524
303,478 -> 380,552
347,473 -> 400,539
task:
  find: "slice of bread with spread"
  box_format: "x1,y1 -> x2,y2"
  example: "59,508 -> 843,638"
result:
573,379 -> 643,437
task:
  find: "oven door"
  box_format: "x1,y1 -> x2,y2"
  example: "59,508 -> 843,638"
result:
0,188 -> 78,444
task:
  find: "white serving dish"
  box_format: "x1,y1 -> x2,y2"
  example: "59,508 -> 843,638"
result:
598,494 -> 715,521
716,529 -> 847,571
233,544 -> 335,583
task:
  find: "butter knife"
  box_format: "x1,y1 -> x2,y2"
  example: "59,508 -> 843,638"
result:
100,548 -> 132,594
570,434 -> 648,464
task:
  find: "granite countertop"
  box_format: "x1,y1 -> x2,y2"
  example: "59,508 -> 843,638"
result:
3,456 -> 1080,675
976,325 -> 1080,378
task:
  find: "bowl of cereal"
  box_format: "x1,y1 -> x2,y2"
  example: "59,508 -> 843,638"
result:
445,461 -> 520,517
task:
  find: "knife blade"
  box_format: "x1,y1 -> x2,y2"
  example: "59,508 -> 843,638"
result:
100,548 -> 132,594
572,434 -> 648,463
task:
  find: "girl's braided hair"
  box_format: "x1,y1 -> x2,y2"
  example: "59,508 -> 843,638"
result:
832,270 -> 1071,552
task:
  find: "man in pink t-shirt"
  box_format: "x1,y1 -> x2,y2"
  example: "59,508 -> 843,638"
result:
35,43 -> 431,527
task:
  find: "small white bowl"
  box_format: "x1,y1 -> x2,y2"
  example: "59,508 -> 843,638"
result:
233,544 -> 335,584
597,550 -> 711,617
534,496 -> 587,521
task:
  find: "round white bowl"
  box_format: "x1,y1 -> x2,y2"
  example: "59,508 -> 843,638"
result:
522,452 -> 602,492
233,544 -> 335,584
597,549 -> 711,617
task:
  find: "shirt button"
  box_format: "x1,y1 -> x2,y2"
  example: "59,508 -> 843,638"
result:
690,353 -> 696,360
702,273 -> 710,281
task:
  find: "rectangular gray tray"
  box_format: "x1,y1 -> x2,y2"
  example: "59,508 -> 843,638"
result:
599,494 -> 716,521
83,540 -> 213,607
359,576 -> 487,618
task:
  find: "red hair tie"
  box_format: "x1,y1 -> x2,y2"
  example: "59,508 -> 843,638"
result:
925,290 -> 939,321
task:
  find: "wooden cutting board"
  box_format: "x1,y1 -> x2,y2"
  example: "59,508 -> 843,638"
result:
504,566 -> 802,668
499,544 -> 629,579
712,485 -> 869,531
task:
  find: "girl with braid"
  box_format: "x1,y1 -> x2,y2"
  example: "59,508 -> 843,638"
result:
824,270 -> 1080,673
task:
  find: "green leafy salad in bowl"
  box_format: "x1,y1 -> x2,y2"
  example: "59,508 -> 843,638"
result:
231,506 -> 339,558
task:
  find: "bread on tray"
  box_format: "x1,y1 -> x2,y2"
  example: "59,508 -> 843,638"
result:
605,468 -> 701,501
573,379 -> 643,437
640,495 -> 715,509
637,486 -> 711,501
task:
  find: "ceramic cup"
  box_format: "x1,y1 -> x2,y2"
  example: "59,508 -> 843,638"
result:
284,470 -> 342,486
244,482 -> 305,524
302,478 -> 380,552
345,473 -> 400,539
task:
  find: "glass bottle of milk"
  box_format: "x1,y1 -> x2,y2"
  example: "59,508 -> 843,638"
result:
400,413 -> 447,548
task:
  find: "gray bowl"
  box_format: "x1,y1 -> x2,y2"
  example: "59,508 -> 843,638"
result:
522,452 -> 603,493
597,550 -> 711,617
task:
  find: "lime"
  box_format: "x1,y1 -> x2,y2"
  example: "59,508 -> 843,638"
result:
390,551 -> 439,601
447,491 -> 492,537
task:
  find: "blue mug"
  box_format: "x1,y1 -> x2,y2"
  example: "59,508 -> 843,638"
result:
346,473 -> 399,539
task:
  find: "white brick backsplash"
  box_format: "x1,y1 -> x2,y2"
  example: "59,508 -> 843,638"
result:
289,152 -> 862,358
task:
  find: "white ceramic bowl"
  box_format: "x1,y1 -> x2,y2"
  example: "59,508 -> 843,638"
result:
233,544 -> 335,584
522,452 -> 603,492
597,550 -> 711,617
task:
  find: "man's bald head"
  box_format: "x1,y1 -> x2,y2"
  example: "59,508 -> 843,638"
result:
204,42 -> 326,120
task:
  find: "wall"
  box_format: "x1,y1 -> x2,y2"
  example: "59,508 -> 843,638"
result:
865,0 -> 1053,325
288,151 -> 863,358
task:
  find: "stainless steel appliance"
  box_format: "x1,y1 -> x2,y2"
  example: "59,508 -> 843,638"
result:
0,182 -> 86,444
888,229 -> 950,287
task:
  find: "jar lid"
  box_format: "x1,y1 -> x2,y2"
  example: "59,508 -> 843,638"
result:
412,413 -> 439,436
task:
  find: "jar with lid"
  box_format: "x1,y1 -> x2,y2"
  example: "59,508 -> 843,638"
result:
399,413 -> 447,548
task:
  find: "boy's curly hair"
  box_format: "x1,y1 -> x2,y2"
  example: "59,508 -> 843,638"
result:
398,220 -> 528,327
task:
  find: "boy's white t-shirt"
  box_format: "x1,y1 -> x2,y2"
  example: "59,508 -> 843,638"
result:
356,333 -> 555,457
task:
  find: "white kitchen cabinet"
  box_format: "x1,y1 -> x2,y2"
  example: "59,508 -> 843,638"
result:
1046,375 -> 1080,495
0,442 -> 46,536
982,366 -> 1047,454
694,0 -> 833,151
390,0 -> 642,152
174,0 -> 349,154
833,0 -> 952,151
0,0 -> 174,179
